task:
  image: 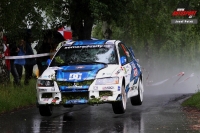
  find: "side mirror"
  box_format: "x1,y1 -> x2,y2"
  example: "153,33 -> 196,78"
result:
120,56 -> 127,65
47,59 -> 52,66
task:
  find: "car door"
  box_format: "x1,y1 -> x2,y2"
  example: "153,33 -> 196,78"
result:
128,47 -> 141,81
118,43 -> 132,93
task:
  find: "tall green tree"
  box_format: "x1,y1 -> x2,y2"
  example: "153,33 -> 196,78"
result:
1,0 -> 200,83
92,0 -> 200,72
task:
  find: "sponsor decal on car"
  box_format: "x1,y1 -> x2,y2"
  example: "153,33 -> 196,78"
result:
76,66 -> 85,69
65,45 -> 108,49
115,69 -> 122,75
134,68 -> 138,77
123,67 -> 127,74
118,86 -> 120,91
131,63 -> 136,69
68,85 -> 82,88
102,86 -> 114,90
69,73 -> 82,80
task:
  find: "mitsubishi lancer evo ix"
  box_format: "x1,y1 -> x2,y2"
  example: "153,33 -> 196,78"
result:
36,40 -> 144,116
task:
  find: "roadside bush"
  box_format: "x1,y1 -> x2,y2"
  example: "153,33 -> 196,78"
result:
181,92 -> 200,109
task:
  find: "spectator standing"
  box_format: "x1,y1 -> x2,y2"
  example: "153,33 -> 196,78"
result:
3,36 -> 11,82
14,39 -> 26,82
36,31 -> 52,76
36,30 -> 65,76
9,40 -> 20,86
24,35 -> 36,85
49,31 -> 65,59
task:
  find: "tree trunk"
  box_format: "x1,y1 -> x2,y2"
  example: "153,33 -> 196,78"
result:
70,0 -> 94,41
102,21 -> 112,39
71,17 -> 94,40
83,16 -> 94,40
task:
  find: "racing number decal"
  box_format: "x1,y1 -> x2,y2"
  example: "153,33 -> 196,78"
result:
69,73 -> 82,80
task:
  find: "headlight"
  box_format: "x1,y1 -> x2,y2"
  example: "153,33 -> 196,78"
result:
37,80 -> 54,87
95,77 -> 119,85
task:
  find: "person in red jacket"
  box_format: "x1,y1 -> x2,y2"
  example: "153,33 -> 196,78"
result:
3,36 -> 11,82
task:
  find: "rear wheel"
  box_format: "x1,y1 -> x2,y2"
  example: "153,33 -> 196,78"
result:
39,105 -> 53,116
112,84 -> 127,114
130,78 -> 143,106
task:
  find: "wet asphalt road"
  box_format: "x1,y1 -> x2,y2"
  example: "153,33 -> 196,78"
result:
0,88 -> 199,133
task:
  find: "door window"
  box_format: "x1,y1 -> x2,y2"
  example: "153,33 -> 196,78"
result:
118,43 -> 132,63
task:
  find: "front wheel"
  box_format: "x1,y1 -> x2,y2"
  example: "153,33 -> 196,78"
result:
112,84 -> 127,114
39,105 -> 53,116
130,78 -> 143,106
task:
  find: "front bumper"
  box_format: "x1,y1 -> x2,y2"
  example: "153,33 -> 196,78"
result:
36,82 -> 122,105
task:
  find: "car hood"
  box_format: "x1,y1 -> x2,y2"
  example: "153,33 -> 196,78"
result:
53,64 -> 107,82
40,64 -> 119,82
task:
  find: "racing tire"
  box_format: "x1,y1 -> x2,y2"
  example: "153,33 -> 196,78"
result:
39,105 -> 53,116
112,84 -> 127,114
130,78 -> 143,106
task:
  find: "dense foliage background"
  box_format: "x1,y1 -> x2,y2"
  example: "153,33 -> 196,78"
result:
0,0 -> 200,81
92,0 -> 200,78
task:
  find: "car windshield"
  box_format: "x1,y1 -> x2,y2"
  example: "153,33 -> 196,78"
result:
50,44 -> 118,66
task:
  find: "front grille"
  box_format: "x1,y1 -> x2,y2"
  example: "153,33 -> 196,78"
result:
57,80 -> 94,86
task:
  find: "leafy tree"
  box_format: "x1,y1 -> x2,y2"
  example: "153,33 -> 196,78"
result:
92,0 -> 200,72
1,0 -> 200,83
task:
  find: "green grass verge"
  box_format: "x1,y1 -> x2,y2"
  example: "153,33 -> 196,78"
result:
181,92 -> 200,109
0,78 -> 37,114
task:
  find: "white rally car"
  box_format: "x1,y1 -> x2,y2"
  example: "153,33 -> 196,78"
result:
36,40 -> 144,116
